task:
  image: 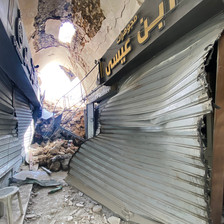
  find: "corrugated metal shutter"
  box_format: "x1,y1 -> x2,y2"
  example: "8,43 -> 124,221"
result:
95,98 -> 110,136
0,68 -> 21,178
14,89 -> 34,159
98,98 -> 109,115
67,14 -> 224,224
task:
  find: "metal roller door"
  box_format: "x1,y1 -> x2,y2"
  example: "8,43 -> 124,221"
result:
14,89 -> 34,160
0,68 -> 21,178
95,98 -> 110,136
67,14 -> 224,224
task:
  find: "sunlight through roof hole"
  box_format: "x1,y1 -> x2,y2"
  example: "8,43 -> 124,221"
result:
58,22 -> 76,43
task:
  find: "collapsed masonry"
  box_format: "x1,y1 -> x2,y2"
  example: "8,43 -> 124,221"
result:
34,100 -> 85,142
31,100 -> 85,172
31,140 -> 78,171
42,100 -> 85,138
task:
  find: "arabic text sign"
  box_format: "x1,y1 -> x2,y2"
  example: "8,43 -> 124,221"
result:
101,0 -> 178,81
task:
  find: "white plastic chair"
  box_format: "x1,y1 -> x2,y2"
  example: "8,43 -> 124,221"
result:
0,186 -> 23,224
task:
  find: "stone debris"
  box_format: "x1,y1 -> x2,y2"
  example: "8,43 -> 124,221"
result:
86,202 -> 95,209
67,216 -> 73,221
50,209 -> 58,215
92,204 -> 103,213
24,171 -> 127,224
31,139 -> 79,171
33,100 -> 85,147
49,220 -> 56,224
25,214 -> 38,219
60,108 -> 85,138
42,100 -> 85,138
31,101 -> 86,174
108,216 -> 121,224
74,208 -> 85,217
76,202 -> 85,207
46,215 -> 52,220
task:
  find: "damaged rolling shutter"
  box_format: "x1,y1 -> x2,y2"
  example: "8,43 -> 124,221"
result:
95,98 -> 110,136
0,68 -> 21,178
14,88 -> 34,159
98,98 -> 109,115
67,14 -> 224,224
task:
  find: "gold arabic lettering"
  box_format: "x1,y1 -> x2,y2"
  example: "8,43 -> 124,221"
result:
105,38 -> 132,76
137,2 -> 165,44
137,0 -> 177,45
117,15 -> 138,44
169,0 -> 176,10
103,0 -> 177,80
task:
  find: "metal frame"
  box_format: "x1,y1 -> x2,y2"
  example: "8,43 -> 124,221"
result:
211,33 -> 224,224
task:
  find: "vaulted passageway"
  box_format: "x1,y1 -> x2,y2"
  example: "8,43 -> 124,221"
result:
0,0 -> 224,224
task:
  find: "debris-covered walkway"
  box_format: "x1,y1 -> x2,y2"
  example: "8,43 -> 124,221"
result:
23,170 -> 124,224
0,164 -> 124,224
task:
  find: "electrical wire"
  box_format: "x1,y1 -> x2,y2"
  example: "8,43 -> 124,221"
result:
106,0 -> 185,51
53,63 -> 98,113
42,63 -> 98,139
40,0 -> 186,139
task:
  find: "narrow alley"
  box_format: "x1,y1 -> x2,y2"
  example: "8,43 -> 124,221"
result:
0,0 -> 224,224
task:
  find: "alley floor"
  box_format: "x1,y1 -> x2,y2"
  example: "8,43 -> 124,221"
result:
24,168 -> 129,224
23,171 -> 123,224
0,166 -> 126,224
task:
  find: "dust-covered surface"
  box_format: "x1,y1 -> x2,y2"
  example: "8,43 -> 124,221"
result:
0,184 -> 32,224
39,100 -> 85,139
23,171 -> 127,224
31,140 -> 79,172
0,165 -> 35,224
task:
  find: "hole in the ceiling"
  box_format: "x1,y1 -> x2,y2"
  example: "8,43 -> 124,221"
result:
58,22 -> 76,43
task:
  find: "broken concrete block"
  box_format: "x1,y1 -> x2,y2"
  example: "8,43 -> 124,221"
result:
108,216 -> 121,224
92,205 -> 102,213
26,213 -> 38,219
76,202 -> 84,207
67,216 -> 73,221
49,161 -> 61,171
61,155 -> 72,171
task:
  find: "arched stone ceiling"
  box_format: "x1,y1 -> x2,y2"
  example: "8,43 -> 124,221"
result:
19,0 -> 144,94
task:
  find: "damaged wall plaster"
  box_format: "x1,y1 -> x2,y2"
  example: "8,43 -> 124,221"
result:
19,0 -> 144,97
59,65 -> 76,81
33,0 -> 72,52
45,19 -> 62,40
77,0 -> 144,93
72,0 -> 105,39
18,0 -> 38,58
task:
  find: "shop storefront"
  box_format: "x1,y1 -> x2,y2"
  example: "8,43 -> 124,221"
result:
67,1 -> 224,223
0,0 -> 39,185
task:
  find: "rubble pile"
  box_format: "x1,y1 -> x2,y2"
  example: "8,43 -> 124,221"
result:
31,140 -> 79,172
61,108 -> 85,138
42,100 -> 85,138
32,101 -> 85,171
33,116 -> 61,144
43,100 -> 63,117
35,117 -> 54,134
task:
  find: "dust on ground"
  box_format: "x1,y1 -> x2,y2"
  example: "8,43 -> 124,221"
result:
24,171 -> 126,224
